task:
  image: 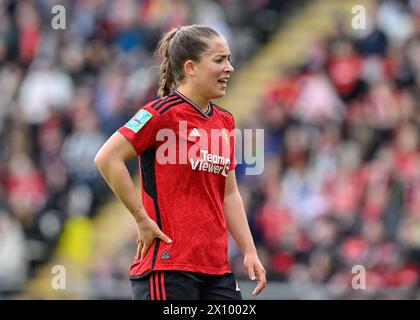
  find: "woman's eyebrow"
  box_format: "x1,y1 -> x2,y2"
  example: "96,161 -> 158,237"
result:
213,54 -> 232,59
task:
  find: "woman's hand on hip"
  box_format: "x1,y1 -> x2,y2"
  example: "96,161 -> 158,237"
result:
136,217 -> 172,260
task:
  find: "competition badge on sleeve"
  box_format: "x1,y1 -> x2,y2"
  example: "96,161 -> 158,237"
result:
124,109 -> 153,133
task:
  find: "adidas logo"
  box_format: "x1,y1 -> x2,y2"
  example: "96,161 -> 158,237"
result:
189,128 -> 201,137
161,250 -> 170,260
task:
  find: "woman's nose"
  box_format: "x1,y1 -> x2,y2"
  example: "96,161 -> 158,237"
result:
226,62 -> 234,73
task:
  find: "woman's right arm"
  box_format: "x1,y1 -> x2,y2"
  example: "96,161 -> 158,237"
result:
94,132 -> 171,259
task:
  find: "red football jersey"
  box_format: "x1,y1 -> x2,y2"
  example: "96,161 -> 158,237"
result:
118,91 -> 236,278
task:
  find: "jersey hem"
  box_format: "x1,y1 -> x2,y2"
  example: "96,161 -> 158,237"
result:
129,264 -> 231,279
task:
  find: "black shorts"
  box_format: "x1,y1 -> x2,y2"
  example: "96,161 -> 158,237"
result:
130,271 -> 242,300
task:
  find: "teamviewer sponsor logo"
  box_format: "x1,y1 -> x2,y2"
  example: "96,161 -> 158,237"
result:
190,150 -> 230,177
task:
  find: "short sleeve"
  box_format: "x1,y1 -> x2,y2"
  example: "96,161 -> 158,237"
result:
118,105 -> 163,155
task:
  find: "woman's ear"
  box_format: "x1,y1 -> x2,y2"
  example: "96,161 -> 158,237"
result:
184,60 -> 196,77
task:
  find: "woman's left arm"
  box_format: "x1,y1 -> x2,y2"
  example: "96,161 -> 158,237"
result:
224,170 -> 266,296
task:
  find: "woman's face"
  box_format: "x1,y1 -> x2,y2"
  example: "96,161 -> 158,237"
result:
189,36 -> 234,100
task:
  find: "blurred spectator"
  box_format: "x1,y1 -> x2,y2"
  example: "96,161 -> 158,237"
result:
0,208 -> 28,296
18,60 -> 73,126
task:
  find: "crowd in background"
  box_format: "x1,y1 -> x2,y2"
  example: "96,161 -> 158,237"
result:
233,0 -> 420,299
90,0 -> 420,299
0,0 -> 290,297
2,0 -> 420,299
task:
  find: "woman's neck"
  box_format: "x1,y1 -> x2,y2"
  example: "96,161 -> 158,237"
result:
175,86 -> 209,112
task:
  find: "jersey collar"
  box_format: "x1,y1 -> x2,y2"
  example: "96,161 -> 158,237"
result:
174,90 -> 214,118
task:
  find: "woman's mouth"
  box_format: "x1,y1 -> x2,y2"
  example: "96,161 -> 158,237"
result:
218,78 -> 229,87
